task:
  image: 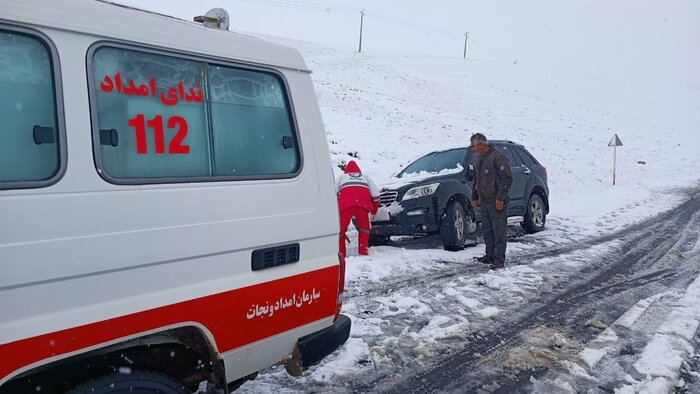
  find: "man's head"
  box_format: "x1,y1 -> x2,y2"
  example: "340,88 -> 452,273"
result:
470,133 -> 489,155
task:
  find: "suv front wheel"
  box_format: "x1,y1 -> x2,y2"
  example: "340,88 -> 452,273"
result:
522,194 -> 546,233
440,201 -> 470,251
369,234 -> 391,246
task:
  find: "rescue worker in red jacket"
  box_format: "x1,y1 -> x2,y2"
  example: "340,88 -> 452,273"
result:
337,160 -> 380,256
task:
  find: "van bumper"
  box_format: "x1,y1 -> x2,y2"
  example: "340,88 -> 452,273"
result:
285,314 -> 351,375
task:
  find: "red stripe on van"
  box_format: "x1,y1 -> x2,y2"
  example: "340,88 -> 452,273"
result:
0,265 -> 339,382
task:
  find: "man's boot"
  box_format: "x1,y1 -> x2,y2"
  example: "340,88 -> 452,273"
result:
489,260 -> 504,270
475,255 -> 493,264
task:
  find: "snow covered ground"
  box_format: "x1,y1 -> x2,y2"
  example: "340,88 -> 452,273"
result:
237,33 -> 700,393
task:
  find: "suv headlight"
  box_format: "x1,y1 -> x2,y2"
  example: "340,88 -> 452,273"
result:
402,183 -> 440,201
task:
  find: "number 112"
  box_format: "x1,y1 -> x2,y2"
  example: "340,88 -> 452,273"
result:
128,114 -> 190,154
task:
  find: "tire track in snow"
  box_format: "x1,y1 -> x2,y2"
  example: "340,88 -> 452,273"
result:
349,189 -> 697,302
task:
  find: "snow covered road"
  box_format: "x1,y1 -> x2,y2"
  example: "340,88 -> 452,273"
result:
386,189 -> 700,393
240,189 -> 700,393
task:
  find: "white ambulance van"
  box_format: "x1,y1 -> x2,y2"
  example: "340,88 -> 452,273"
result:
0,1 -> 349,392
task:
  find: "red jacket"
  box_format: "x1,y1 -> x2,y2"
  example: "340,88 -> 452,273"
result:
336,161 -> 380,214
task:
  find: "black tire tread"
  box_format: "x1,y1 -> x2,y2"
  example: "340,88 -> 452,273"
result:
440,201 -> 466,251
67,370 -> 190,394
521,193 -> 546,233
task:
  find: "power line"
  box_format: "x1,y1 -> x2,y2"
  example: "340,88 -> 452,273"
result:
469,37 -> 510,62
233,0 -> 514,62
366,10 -> 462,36
281,0 -> 360,12
255,0 -> 361,12
236,0 -> 461,35
237,0 -> 358,15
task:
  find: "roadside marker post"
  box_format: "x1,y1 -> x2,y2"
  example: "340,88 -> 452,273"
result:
608,134 -> 623,185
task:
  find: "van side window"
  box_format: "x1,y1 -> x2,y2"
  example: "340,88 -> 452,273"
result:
92,48 -> 210,179
0,30 -> 61,187
91,46 -> 300,183
209,65 -> 298,176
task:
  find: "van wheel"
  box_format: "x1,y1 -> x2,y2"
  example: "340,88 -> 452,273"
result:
522,194 -> 546,233
369,234 -> 391,246
67,371 -> 190,394
440,201 -> 467,251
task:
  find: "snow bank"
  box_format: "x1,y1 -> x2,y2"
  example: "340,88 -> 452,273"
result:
344,246 -> 469,283
632,257 -> 700,382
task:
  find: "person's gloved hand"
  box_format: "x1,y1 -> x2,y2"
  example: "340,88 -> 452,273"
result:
471,200 -> 478,208
495,200 -> 505,211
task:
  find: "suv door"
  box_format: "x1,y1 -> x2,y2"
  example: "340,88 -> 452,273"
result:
514,145 -> 543,196
462,150 -> 473,185
494,144 -> 528,215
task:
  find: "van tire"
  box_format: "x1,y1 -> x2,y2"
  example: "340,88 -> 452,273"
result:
522,193 -> 546,233
67,371 -> 189,394
440,201 -> 467,251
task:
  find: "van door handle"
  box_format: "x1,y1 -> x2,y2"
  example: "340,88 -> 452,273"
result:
33,125 -> 55,145
524,167 -> 531,175
99,129 -> 119,147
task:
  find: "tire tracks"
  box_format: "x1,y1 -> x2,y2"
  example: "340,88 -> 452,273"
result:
350,189 -> 696,301
354,189 -> 700,393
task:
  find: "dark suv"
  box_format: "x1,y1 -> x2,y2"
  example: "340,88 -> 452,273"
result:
370,141 -> 549,250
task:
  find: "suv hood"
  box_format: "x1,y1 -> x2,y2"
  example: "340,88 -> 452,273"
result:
382,165 -> 464,192
381,175 -> 459,199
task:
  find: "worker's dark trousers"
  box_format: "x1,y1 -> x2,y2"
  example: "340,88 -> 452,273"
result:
480,199 -> 508,264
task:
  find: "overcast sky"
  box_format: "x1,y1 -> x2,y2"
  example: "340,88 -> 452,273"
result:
120,0 -> 699,85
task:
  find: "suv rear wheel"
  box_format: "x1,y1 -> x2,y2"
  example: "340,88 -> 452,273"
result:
440,201 -> 469,251
522,194 -> 546,233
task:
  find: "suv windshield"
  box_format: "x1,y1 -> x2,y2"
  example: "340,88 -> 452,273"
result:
398,148 -> 467,178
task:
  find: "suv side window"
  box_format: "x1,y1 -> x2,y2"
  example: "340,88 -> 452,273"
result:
0,29 -> 62,188
495,145 -> 521,167
515,147 -> 539,168
91,45 -> 300,183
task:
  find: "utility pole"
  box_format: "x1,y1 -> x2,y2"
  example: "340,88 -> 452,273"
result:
358,9 -> 365,53
463,31 -> 469,59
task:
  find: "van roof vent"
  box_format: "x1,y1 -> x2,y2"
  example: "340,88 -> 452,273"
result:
194,8 -> 230,31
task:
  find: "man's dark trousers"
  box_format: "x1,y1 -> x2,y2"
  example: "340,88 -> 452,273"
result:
480,200 -> 508,264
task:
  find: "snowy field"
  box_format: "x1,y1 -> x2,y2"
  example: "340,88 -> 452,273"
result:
238,34 -> 700,393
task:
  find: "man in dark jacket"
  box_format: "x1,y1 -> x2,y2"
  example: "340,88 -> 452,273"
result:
469,133 -> 513,269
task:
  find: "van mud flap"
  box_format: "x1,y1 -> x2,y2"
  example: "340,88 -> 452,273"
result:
285,314 -> 351,376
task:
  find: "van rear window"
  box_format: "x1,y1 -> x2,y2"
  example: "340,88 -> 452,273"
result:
90,46 -> 300,183
0,29 -> 61,188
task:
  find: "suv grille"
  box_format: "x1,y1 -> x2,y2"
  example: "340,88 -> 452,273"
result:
379,191 -> 398,207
